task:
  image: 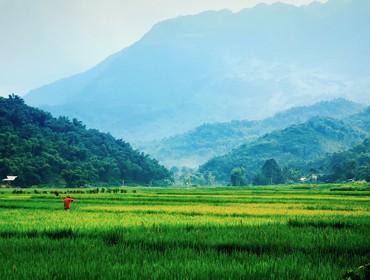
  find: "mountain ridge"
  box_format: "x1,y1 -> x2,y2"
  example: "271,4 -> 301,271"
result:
141,98 -> 365,167
25,0 -> 370,141
199,107 -> 370,183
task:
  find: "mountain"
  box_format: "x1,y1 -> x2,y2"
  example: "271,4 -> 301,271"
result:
25,0 -> 370,142
199,107 -> 370,183
141,98 -> 364,167
0,95 -> 171,187
344,107 -> 370,133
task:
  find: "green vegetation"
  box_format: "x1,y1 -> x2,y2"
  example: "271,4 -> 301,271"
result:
0,95 -> 171,187
230,167 -> 247,186
200,110 -> 370,184
313,138 -> 370,182
142,98 -> 364,167
0,184 -> 369,279
253,159 -> 284,185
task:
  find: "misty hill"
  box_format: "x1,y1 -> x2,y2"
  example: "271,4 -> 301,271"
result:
200,108 -> 370,183
142,98 -> 364,167
25,0 -> 370,142
311,137 -> 370,182
0,95 -> 171,187
344,107 -> 370,132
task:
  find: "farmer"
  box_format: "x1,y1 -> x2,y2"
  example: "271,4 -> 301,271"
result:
63,195 -> 74,210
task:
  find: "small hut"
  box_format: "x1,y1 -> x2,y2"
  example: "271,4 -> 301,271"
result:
299,177 -> 307,183
1,176 -> 17,187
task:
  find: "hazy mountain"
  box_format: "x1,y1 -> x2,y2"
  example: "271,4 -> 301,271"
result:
199,107 -> 370,183
142,98 -> 364,167
344,107 -> 370,133
0,95 -> 170,187
25,0 -> 370,142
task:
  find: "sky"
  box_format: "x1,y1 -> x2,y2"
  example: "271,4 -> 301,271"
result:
0,0 -> 325,97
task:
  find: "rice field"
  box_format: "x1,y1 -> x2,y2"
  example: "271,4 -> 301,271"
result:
0,184 -> 369,279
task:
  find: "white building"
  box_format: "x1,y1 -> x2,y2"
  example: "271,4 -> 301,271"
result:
1,176 -> 17,187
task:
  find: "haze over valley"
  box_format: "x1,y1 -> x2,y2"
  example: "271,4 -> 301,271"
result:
24,0 -> 370,143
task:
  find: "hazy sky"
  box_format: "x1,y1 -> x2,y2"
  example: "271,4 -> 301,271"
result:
0,0 -> 325,96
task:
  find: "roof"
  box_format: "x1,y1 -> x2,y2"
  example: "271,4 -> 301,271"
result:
2,176 -> 17,182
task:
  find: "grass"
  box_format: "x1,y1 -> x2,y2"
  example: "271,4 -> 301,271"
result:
0,184 -> 369,279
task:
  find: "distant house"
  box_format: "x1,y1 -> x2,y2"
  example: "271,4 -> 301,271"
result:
300,175 -> 318,183
311,174 -> 318,182
299,177 -> 307,183
1,176 -> 17,187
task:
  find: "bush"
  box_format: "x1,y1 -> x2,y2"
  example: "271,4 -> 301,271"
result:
50,190 -> 59,196
12,189 -> 24,194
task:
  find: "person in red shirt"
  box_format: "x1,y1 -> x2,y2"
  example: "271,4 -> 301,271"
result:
63,196 -> 74,210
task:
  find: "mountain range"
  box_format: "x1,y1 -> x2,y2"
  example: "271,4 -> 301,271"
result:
199,107 -> 370,183
141,98 -> 364,167
25,0 -> 370,142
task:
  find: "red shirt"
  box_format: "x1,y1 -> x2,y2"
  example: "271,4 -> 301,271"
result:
64,198 -> 74,209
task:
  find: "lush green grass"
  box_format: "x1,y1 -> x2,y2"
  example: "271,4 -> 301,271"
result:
0,184 -> 369,279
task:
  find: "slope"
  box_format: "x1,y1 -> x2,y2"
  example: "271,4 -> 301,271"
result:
200,108 -> 370,183
142,98 -> 364,167
311,137 -> 370,182
25,0 -> 370,141
0,95 -> 171,187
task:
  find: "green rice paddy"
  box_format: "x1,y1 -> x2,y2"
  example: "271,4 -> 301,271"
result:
0,184 -> 369,279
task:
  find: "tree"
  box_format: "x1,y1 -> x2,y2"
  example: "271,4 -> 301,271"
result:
230,167 -> 246,186
205,172 -> 216,185
262,159 -> 284,184
332,160 -> 357,181
356,165 -> 370,182
282,167 -> 303,183
254,159 -> 284,185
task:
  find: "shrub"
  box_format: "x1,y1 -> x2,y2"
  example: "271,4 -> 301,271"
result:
12,189 -> 24,194
51,190 -> 59,196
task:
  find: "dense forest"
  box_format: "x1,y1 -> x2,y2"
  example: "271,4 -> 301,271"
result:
184,136 -> 370,187
200,109 -> 370,185
0,95 -> 171,187
142,99 -> 364,167
1,95 -> 369,187
312,138 -> 370,182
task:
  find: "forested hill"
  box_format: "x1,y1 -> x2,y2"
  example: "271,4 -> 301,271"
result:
0,95 -> 171,187
200,108 -> 370,183
142,98 -> 364,167
311,138 -> 370,182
